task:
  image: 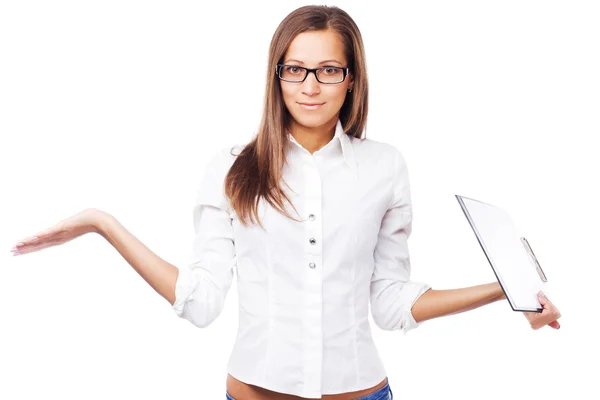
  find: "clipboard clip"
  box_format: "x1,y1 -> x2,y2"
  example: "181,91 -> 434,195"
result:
520,237 -> 548,282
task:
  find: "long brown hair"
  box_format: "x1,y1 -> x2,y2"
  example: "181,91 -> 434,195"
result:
224,5 -> 369,228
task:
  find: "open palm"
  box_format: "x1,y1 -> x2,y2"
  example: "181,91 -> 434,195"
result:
11,208 -> 104,256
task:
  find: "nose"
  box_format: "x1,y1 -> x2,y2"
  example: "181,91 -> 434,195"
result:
301,70 -> 321,95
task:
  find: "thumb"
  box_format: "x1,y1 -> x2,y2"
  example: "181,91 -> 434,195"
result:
538,291 -> 548,306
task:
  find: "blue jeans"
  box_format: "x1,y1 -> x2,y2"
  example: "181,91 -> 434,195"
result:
226,377 -> 393,400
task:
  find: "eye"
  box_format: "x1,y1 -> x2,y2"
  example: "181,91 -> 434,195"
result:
284,66 -> 303,75
323,67 -> 339,74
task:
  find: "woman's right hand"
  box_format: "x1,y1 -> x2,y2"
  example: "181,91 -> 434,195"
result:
11,208 -> 108,256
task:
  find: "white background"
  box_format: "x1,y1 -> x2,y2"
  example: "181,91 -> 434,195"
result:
1,1 -> 598,399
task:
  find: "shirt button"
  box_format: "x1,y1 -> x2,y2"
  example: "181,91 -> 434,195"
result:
308,214 -> 316,221
309,237 -> 316,245
309,262 -> 316,269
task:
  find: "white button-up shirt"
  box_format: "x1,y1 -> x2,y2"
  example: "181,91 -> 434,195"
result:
172,119 -> 431,398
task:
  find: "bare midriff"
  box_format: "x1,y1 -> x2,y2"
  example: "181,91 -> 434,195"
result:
226,373 -> 388,400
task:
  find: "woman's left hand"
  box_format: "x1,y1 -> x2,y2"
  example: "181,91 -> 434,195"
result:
524,291 -> 561,330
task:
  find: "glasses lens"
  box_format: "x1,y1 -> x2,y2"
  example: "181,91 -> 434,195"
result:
316,67 -> 344,83
279,65 -> 306,82
278,66 -> 345,83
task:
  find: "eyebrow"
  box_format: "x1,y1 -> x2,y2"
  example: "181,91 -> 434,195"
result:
284,59 -> 343,66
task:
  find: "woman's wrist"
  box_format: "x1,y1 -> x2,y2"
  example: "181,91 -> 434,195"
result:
89,209 -> 114,237
493,282 -> 506,301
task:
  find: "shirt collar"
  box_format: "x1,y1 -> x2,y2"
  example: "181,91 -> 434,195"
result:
287,119 -> 357,173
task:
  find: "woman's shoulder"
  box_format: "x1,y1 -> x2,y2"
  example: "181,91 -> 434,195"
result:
207,143 -> 248,167
350,136 -> 407,163
194,143 -> 248,204
227,143 -> 247,157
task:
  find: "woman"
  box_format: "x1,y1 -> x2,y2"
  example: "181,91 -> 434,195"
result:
10,5 -> 561,400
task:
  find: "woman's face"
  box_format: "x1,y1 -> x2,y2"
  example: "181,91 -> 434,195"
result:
280,29 -> 353,130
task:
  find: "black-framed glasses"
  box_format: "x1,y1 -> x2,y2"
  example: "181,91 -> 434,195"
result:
276,64 -> 350,84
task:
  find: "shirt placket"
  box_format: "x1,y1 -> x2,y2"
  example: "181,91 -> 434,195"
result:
302,153 -> 324,396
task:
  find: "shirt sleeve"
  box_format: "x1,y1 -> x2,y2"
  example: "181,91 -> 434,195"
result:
171,148 -> 237,328
370,146 -> 431,335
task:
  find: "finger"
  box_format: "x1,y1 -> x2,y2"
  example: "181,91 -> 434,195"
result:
15,235 -> 40,245
15,230 -> 57,247
548,320 -> 561,329
16,233 -> 49,246
539,297 -> 560,317
20,222 -> 63,239
11,239 -> 62,256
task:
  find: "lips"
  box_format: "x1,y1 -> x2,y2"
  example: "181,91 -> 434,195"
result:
298,102 -> 325,110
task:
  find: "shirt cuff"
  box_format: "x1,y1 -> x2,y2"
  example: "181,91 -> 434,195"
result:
171,265 -> 200,317
399,281 -> 432,335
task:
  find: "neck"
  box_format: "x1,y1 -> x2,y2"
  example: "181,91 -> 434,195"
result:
289,117 -> 337,155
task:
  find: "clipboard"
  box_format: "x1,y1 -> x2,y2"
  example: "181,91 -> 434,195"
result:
456,195 -> 547,312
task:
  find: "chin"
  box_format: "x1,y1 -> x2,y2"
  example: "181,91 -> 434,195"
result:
290,111 -> 336,129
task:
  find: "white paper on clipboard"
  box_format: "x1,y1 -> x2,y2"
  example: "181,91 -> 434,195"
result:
455,195 -> 547,312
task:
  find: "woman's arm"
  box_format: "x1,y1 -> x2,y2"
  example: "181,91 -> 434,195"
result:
412,282 -> 561,330
95,211 -> 179,306
411,282 -> 505,324
11,208 -> 180,306
12,150 -> 236,328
